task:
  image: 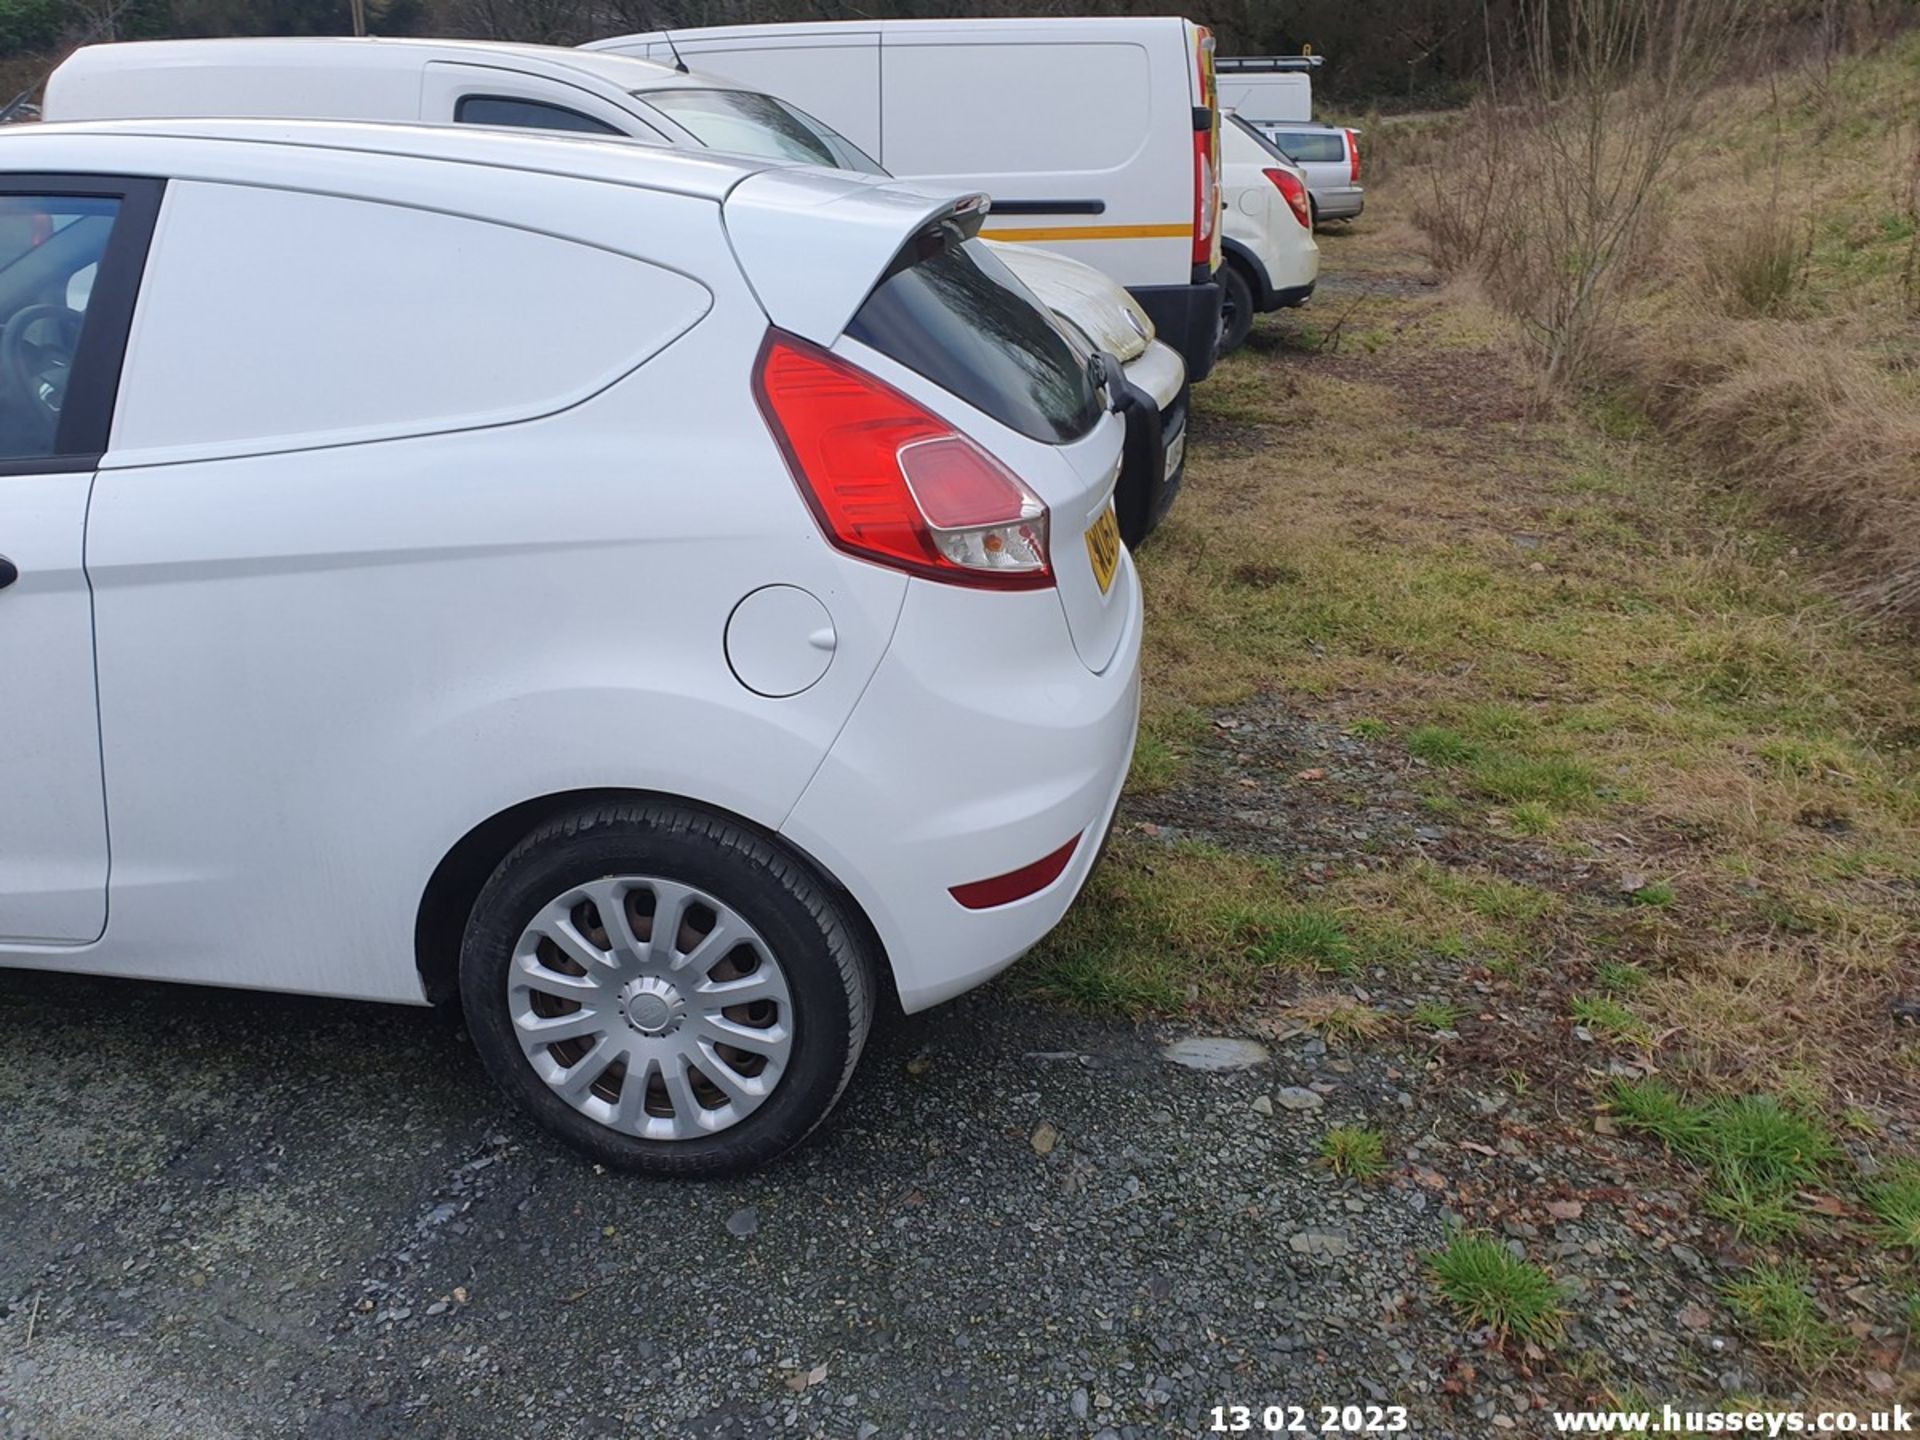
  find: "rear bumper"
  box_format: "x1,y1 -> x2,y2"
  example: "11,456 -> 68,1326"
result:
1130,280 -> 1222,385
1311,186 -> 1366,221
780,572 -> 1143,1013
1274,279 -> 1316,309
1113,344 -> 1189,547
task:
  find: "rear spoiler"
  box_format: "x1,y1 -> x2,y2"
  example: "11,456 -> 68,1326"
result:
722,170 -> 990,346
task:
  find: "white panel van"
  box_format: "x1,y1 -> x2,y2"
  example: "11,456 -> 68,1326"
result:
585,18 -> 1227,383
1215,57 -> 1319,127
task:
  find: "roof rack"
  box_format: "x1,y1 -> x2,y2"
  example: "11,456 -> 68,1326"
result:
1216,55 -> 1325,73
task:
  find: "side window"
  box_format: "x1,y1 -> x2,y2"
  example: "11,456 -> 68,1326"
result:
455,95 -> 622,136
111,181 -> 712,460
0,182 -> 158,467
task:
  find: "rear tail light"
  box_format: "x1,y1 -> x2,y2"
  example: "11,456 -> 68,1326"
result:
1348,129 -> 1361,184
753,332 -> 1052,590
1191,25 -> 1220,269
1264,168 -> 1313,229
1191,133 -> 1217,266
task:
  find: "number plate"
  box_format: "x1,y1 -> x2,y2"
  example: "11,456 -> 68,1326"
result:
1163,422 -> 1188,483
1084,504 -> 1122,594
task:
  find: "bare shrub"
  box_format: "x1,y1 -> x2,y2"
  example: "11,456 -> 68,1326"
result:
1410,98 -> 1521,278
1500,0 -> 1750,390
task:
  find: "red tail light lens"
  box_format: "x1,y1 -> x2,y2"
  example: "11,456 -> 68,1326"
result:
1348,129 -> 1361,184
1191,25 -> 1220,270
1264,168 -> 1313,229
753,332 -> 1052,590
1191,131 -> 1217,267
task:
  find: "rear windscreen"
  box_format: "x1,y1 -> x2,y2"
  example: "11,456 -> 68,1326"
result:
1265,130 -> 1346,163
643,89 -> 885,174
846,224 -> 1101,445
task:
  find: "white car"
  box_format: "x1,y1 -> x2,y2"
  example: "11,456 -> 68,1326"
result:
0,119 -> 1141,1175
44,35 -> 1188,546
1219,113 -> 1320,352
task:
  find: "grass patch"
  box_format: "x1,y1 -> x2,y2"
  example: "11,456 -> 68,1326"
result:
1289,992 -> 1388,1046
1864,1162 -> 1920,1253
1250,907 -> 1356,972
1409,1000 -> 1463,1032
1725,1262 -> 1851,1374
1428,1232 -> 1566,1345
1593,960 -> 1648,995
1319,1126 -> 1388,1180
1409,725 -> 1476,766
1470,752 -> 1602,809
1627,880 -> 1676,908
1609,1081 -> 1838,1241
1570,994 -> 1650,1045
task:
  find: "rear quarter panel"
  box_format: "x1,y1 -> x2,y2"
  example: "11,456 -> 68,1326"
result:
81,177 -> 906,1003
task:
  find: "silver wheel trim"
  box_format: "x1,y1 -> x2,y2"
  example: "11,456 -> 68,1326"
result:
507,875 -> 795,1142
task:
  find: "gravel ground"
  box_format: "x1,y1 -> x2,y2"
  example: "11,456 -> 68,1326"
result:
0,948 -> 1793,1439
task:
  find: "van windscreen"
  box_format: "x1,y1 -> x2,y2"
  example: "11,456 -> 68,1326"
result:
845,224 -> 1101,446
644,89 -> 885,174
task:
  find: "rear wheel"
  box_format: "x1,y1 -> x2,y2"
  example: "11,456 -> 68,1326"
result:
1219,264 -> 1255,354
458,802 -> 873,1176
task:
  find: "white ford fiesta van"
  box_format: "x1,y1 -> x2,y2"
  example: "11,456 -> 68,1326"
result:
585,17 -> 1228,383
44,36 -> 1190,546
0,119 -> 1141,1176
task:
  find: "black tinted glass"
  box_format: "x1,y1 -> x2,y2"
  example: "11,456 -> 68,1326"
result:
456,96 -> 621,136
847,226 -> 1100,446
0,195 -> 120,461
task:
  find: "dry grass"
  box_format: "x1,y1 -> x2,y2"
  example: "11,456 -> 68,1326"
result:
1417,29 -> 1920,620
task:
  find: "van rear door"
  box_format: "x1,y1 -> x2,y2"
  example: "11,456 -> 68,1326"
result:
881,24 -> 1188,294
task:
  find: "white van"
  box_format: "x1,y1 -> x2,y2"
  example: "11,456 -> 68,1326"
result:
584,18 -> 1227,382
1215,56 -> 1319,127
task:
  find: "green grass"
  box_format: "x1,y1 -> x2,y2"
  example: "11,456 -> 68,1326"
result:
1594,960 -> 1648,995
1319,1126 -> 1388,1180
1571,994 -> 1649,1045
1408,725 -> 1477,766
1609,1081 -> 1839,1241
1428,1232 -> 1566,1345
1348,717 -> 1390,740
1249,906 -> 1356,972
1628,880 -> 1677,908
1470,752 -> 1601,809
1725,1262 -> 1851,1373
1864,1162 -> 1920,1252
1508,801 -> 1556,835
1409,1000 -> 1463,1032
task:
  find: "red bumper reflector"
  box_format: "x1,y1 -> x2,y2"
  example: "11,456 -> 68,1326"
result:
949,834 -> 1083,910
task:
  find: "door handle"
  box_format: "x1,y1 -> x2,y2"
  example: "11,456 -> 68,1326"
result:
0,557 -> 15,591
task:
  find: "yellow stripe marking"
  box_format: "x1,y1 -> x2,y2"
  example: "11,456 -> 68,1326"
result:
979,222 -> 1194,243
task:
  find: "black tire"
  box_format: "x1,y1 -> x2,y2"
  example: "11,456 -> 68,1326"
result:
458,801 -> 874,1177
1219,263 -> 1255,354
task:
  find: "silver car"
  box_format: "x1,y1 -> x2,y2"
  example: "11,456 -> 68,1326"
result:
1253,123 -> 1364,224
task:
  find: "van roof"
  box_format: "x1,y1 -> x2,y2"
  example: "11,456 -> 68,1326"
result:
53,36 -> 713,95
586,15 -> 1198,45
0,115 -> 781,200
